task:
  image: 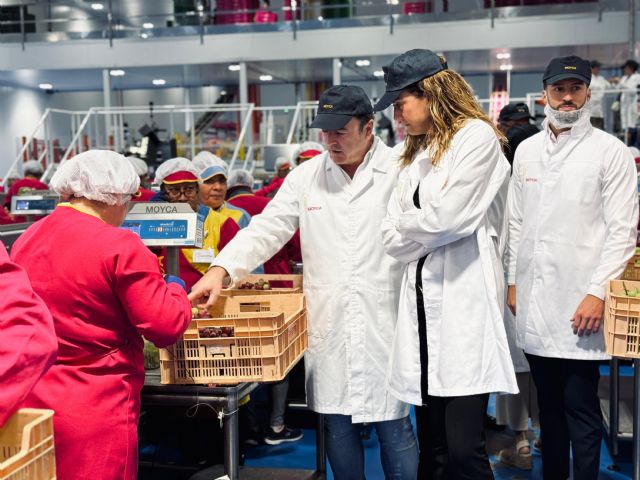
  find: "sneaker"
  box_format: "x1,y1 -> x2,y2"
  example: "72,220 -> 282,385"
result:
498,439 -> 533,471
264,425 -> 303,445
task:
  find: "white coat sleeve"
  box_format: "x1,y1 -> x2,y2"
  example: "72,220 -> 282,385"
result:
381,182 -> 430,263
397,122 -> 507,248
586,148 -> 638,299
505,152 -> 524,285
211,169 -> 301,282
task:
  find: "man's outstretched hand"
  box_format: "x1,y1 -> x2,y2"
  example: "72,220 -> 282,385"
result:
188,266 -> 230,310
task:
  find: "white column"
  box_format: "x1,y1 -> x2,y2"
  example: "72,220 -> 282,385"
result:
102,69 -> 111,149
332,58 -> 341,86
239,61 -> 249,142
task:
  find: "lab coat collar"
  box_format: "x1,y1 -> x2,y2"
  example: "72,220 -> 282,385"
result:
323,136 -> 385,173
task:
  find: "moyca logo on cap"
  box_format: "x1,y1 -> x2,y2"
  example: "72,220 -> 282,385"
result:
323,104 -> 334,109
564,66 -> 577,70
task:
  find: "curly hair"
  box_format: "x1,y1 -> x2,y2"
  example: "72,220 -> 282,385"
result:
399,69 -> 506,167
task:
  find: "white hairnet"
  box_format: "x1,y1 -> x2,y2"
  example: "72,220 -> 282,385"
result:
50,150 -> 140,206
227,170 -> 255,189
629,146 -> 640,158
127,156 -> 149,177
23,160 -> 44,176
192,151 -> 229,174
293,141 -> 325,163
154,157 -> 199,184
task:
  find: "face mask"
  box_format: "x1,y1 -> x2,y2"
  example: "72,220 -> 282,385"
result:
544,100 -> 591,128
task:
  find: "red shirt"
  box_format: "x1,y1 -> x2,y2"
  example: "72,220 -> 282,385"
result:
255,176 -> 285,197
12,206 -> 192,479
0,243 -> 56,426
4,177 -> 48,207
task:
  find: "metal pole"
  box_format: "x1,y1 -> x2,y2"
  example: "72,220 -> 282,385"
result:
610,358 -> 620,459
165,248 -> 180,277
630,0 -> 636,59
102,70 -> 112,147
634,358 -> 640,479
190,111 -> 196,159
490,0 -> 496,28
108,0 -> 114,48
333,58 -> 342,86
19,4 -> 25,51
316,413 -> 326,474
224,392 -> 240,479
239,62 -> 249,132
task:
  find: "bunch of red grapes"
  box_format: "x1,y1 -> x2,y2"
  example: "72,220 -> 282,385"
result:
199,327 -> 235,338
238,279 -> 272,290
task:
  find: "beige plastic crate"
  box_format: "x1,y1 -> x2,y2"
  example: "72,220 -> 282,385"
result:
223,274 -> 303,295
0,409 -> 55,480
622,255 -> 640,281
605,279 -> 640,358
160,293 -> 307,384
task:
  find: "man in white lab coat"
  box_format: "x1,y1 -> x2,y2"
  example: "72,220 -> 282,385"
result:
588,60 -> 610,130
506,55 -> 638,480
189,85 -> 419,480
610,59 -> 640,145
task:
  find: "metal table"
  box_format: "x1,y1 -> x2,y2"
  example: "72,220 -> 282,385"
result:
142,370 -> 258,479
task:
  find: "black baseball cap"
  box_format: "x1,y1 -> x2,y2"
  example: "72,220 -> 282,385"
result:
543,55 -> 591,86
309,85 -> 374,131
374,49 -> 448,111
499,103 -> 533,122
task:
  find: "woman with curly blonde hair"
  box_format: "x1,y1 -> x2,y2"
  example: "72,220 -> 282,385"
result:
379,49 -> 518,479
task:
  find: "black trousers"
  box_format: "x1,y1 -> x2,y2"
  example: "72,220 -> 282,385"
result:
415,394 -> 493,480
526,354 -> 602,480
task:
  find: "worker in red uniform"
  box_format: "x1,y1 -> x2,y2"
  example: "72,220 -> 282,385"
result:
154,158 -> 240,290
293,141 -> 324,166
255,156 -> 291,197
254,0 -> 278,22
127,155 -> 155,202
11,150 -> 192,480
0,242 -> 57,426
3,160 -> 48,208
227,169 -> 302,279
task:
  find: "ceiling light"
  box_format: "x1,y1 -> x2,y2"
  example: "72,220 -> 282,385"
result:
142,22 -> 154,29
152,79 -> 166,86
373,70 -> 385,78
220,90 -> 228,95
499,64 -> 513,71
355,59 -> 371,67
317,15 -> 324,20
496,52 -> 511,60
38,83 -> 53,90
228,64 -> 241,72
140,32 -> 149,39
91,3 -> 104,10
109,69 -> 125,77
259,74 -> 273,81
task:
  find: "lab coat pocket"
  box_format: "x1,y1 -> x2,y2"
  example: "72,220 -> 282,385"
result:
304,284 -> 334,343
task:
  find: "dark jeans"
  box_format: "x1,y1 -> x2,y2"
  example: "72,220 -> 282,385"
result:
416,394 -> 493,480
526,353 -> 602,480
324,414 -> 418,480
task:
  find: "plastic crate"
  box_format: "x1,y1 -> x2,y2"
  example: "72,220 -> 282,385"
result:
605,280 -> 640,358
622,255 -> 640,281
160,293 -> 307,384
224,274 -> 303,295
0,409 -> 55,480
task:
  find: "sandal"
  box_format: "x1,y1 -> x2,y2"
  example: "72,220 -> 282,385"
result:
498,439 -> 533,471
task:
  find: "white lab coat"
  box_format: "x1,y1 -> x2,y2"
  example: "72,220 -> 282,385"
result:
382,119 -> 519,404
212,137 -> 410,422
506,114 -> 638,360
617,72 -> 640,130
589,74 -> 611,119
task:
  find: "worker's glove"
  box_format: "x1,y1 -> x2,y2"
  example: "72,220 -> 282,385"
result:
163,274 -> 186,291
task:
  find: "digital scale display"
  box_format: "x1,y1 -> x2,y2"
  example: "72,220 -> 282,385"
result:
11,196 -> 58,215
121,220 -> 188,240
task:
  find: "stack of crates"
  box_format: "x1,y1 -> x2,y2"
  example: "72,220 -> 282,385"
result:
0,409 -> 55,480
605,280 -> 640,358
160,292 -> 307,385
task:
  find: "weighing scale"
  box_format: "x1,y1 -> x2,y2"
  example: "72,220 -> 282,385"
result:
121,202 -> 204,276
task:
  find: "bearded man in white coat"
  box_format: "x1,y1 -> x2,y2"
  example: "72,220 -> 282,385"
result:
189,85 -> 418,480
506,55 -> 638,480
